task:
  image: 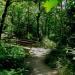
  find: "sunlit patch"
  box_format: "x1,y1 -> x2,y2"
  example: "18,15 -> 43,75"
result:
43,0 -> 58,12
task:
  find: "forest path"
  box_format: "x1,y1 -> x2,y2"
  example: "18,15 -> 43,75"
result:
25,47 -> 59,75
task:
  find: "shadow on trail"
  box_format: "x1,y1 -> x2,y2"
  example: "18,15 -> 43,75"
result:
27,47 -> 59,75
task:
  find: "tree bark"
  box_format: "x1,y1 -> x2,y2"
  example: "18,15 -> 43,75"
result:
0,0 -> 10,39
37,1 -> 41,41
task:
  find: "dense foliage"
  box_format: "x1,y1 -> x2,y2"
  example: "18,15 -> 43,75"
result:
0,0 -> 75,75
0,42 -> 31,75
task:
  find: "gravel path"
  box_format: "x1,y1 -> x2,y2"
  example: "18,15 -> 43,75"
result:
25,47 -> 58,75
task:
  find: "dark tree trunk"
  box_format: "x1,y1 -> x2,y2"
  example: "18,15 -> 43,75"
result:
0,0 -> 10,39
37,1 -> 40,41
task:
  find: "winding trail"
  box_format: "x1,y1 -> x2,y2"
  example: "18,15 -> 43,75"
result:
25,47 -> 59,75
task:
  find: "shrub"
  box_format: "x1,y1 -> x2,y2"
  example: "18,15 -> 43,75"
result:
0,42 -> 29,69
45,46 -> 75,75
57,58 -> 73,75
42,36 -> 56,49
0,42 -> 31,75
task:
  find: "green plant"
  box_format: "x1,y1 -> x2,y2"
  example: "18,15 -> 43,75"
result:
42,36 -> 56,49
57,58 -> 73,75
0,42 -> 31,75
0,42 -> 30,69
0,69 -> 23,75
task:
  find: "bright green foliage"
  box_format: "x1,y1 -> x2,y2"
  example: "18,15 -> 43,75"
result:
0,43 -> 27,58
43,0 -> 58,12
0,0 -> 5,16
43,0 -> 60,12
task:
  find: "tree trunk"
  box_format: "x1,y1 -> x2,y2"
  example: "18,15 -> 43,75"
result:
37,1 -> 40,41
0,0 -> 10,39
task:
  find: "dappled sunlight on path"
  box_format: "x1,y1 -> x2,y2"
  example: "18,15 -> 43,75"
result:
25,47 -> 58,75
31,57 -> 58,75
30,48 -> 50,57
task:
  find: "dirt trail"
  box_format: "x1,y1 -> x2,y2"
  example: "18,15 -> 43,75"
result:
25,47 -> 58,75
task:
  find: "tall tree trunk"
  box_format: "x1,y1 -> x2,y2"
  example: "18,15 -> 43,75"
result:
37,1 -> 40,41
0,0 -> 10,39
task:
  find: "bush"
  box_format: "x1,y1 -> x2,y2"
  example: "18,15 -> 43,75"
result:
57,58 -> 73,75
41,36 -> 56,49
0,42 -> 32,75
0,42 -> 29,69
45,46 -> 75,75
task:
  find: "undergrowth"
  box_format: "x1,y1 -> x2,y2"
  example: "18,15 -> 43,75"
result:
0,42 -> 31,75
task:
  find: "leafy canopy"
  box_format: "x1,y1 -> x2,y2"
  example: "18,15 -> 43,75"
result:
43,0 -> 62,12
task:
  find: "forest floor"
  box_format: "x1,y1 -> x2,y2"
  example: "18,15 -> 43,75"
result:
25,47 -> 59,75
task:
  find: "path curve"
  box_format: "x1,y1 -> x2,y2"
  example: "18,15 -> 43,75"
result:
25,47 -> 59,75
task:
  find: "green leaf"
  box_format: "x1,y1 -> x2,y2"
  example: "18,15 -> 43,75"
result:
43,0 -> 59,12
